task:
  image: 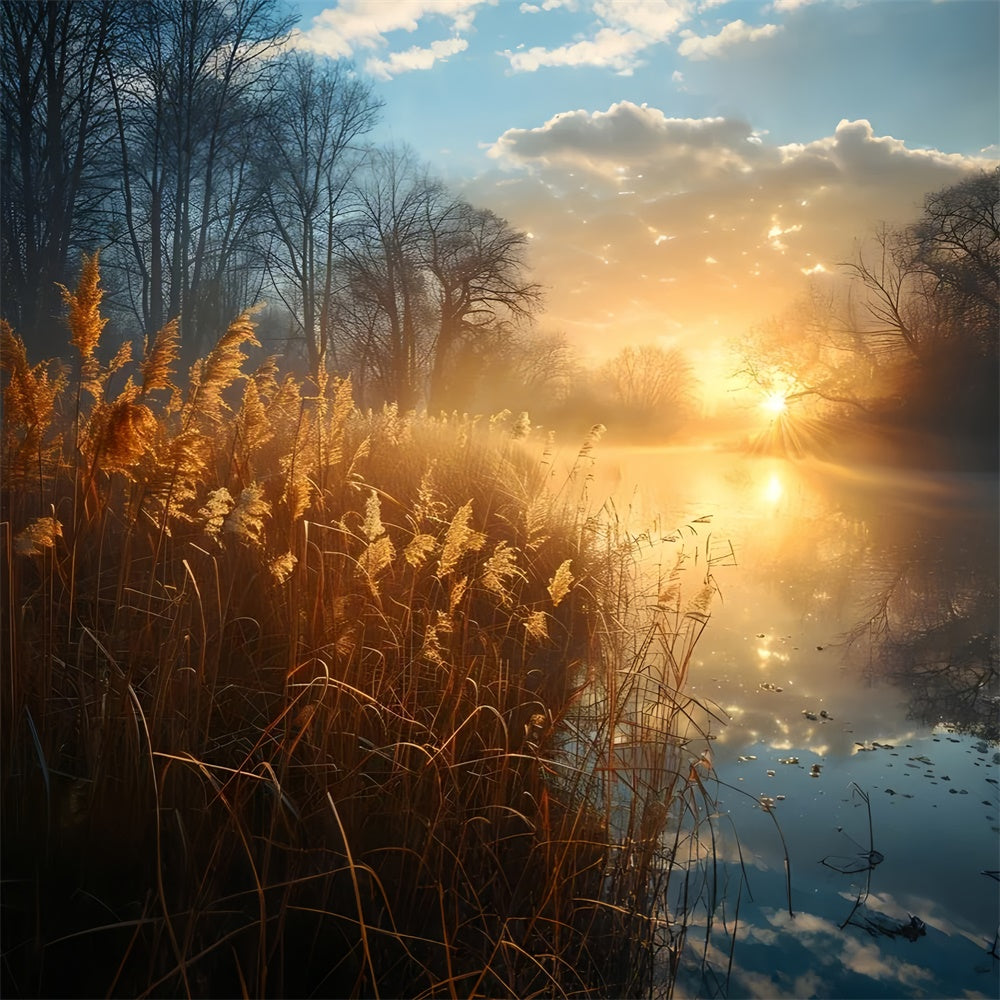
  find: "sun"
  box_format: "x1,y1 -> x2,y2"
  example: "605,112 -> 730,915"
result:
761,391 -> 788,415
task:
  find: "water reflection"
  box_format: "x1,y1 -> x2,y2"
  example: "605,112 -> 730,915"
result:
592,446 -> 999,999
762,471 -> 784,506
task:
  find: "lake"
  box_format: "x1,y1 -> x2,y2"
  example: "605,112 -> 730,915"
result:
593,445 -> 999,1000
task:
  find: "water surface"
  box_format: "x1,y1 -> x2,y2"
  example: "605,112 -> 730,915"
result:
598,447 -> 999,999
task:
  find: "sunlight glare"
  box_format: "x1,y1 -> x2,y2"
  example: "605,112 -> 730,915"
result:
763,473 -> 784,504
762,391 -> 787,414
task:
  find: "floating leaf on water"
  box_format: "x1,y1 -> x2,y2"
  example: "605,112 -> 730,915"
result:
910,755 -> 934,765
803,711 -> 818,720
767,769 -> 776,777
778,756 -> 800,765
809,764 -> 822,777
885,789 -> 896,795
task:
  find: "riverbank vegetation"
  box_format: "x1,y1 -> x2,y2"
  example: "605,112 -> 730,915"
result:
1,260 -> 725,998
739,168 -> 999,469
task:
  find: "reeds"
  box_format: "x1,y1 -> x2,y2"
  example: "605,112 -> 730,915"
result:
1,259 -> 723,998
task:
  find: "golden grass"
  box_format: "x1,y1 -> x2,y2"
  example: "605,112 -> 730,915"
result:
1,260 -> 724,998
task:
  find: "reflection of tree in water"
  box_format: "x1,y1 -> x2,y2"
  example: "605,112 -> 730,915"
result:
845,523 -> 999,741
739,467 -> 999,741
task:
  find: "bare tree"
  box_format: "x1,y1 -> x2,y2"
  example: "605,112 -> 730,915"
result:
336,148 -> 542,410
261,52 -> 381,373
424,200 -> 541,410
106,0 -> 293,354
595,344 -> 696,439
735,285 -> 884,415
1,0 -> 118,357
741,170 -> 999,445
911,167 -> 998,359
841,169 -> 999,436
336,147 -> 439,408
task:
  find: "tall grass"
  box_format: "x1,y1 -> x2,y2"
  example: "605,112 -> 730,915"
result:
2,256 -> 724,998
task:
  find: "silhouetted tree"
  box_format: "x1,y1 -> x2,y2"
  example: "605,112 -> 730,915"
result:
260,52 -> 381,373
594,344 -> 696,440
106,0 -> 293,355
912,167 -> 999,350
740,169 -> 999,455
338,148 -> 540,410
424,200 -> 541,410
1,0 -> 118,357
336,147 -> 438,408
844,167 -> 999,438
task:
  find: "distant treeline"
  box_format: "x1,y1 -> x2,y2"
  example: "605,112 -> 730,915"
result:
740,167 -> 999,460
3,3 -> 996,450
1,0 -> 554,413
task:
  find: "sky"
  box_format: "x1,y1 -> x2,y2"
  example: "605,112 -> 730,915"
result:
288,0 -> 999,395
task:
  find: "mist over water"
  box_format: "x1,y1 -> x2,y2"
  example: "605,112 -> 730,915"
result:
591,444 -> 999,999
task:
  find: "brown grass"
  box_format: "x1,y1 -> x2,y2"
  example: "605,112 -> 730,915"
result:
1,260 -> 723,998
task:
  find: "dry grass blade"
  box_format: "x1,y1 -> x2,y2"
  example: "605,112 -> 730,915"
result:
1,257 -> 725,1000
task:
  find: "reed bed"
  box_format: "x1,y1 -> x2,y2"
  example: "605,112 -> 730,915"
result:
2,256 -> 724,998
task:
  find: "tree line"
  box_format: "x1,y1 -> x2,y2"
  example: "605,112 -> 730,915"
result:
740,166 -> 999,453
1,0 -> 556,413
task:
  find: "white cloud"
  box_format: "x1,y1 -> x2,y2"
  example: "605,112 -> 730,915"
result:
771,0 -> 821,10
366,37 -> 469,80
294,0 -> 487,59
678,19 -> 782,60
520,0 -> 577,11
595,0 -> 693,37
502,27 -> 649,73
472,103 -> 997,362
501,0 -> 693,73
488,102 -> 762,181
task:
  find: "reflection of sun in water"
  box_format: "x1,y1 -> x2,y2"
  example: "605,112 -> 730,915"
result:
763,473 -> 784,504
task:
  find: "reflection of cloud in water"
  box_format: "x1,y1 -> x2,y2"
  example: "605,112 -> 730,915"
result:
860,889 -> 994,952
593,446 -> 997,996
766,909 -> 935,988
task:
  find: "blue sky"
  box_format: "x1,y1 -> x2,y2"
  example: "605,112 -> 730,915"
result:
289,1 -> 999,379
